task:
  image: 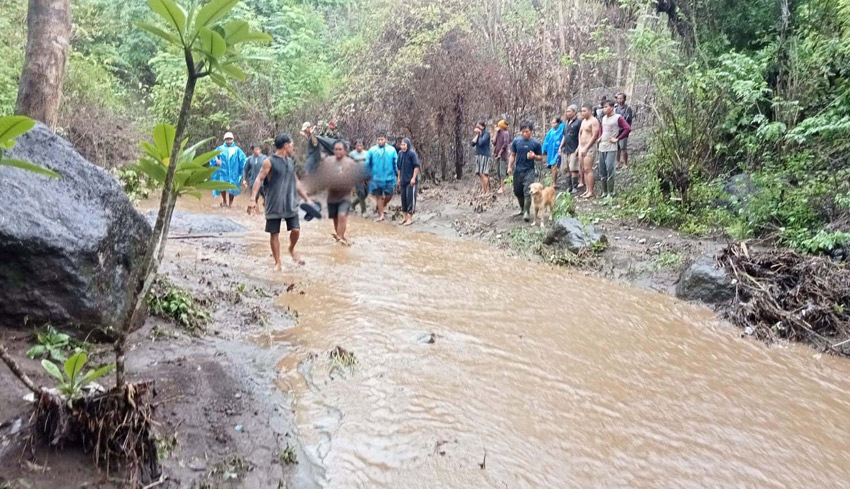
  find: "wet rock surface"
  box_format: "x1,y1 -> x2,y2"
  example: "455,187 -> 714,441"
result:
543,217 -> 608,253
675,252 -> 735,305
147,210 -> 246,235
0,123 -> 150,334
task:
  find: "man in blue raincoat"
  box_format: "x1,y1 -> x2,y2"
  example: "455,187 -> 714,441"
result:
211,131 -> 247,207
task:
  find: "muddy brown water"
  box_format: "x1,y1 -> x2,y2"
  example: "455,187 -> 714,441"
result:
155,196 -> 850,488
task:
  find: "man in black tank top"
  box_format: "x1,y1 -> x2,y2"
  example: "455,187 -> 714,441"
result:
248,133 -> 314,270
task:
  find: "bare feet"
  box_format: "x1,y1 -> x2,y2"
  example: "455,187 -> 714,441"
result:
273,263 -> 282,272
497,188 -> 505,195
580,192 -> 594,199
402,219 -> 414,226
375,215 -> 386,222
339,237 -> 352,246
290,251 -> 305,266
331,233 -> 341,242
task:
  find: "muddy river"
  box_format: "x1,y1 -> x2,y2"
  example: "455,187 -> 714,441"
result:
166,197 -> 850,488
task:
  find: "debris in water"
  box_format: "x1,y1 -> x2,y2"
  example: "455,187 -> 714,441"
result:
329,346 -> 358,374
479,449 -> 487,469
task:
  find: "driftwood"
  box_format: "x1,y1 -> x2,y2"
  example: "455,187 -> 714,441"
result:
718,243 -> 850,355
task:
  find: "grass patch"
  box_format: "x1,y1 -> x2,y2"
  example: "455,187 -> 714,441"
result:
278,443 -> 298,465
146,276 -> 211,334
649,251 -> 684,271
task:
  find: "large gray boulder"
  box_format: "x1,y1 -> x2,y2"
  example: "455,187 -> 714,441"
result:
543,217 -> 607,253
675,253 -> 735,305
0,123 -> 151,335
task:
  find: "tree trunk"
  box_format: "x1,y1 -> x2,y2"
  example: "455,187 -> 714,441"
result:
15,0 -> 71,129
437,110 -> 447,179
453,94 -> 464,180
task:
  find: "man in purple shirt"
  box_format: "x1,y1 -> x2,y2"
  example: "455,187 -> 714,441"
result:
492,120 -> 511,194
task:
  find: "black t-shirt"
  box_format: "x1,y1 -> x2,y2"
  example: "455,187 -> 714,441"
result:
561,118 -> 581,154
510,137 -> 542,173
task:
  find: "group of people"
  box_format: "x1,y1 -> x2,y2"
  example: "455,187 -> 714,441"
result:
471,92 -> 633,221
208,123 -> 421,270
207,92 -> 634,269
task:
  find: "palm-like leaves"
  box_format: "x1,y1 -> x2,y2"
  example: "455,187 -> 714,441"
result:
0,115 -> 61,178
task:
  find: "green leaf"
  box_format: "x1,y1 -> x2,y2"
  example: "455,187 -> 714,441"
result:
148,0 -> 187,40
80,364 -> 116,386
0,115 -> 35,146
199,27 -> 227,58
185,191 -> 203,200
223,20 -> 249,42
231,31 -> 273,44
42,359 -> 65,382
134,21 -> 181,45
26,345 -> 46,359
0,159 -> 61,178
192,180 -> 237,191
153,124 -> 176,162
183,166 -> 220,186
194,0 -> 238,30
64,352 -> 87,383
190,149 -> 223,167
220,63 -> 246,81
132,158 -> 168,183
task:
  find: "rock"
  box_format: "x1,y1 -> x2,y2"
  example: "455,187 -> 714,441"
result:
0,123 -> 151,335
675,253 -> 735,305
543,217 -> 608,253
146,210 -> 245,235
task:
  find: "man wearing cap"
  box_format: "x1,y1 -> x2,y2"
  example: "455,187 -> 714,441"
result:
558,105 -> 583,193
492,120 -> 511,194
211,132 -> 247,207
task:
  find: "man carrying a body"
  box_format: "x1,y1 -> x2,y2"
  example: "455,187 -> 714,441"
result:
508,121 -> 544,222
319,141 -> 358,245
248,134 -> 314,270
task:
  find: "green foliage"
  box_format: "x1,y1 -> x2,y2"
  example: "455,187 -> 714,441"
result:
553,192 -> 576,219
114,166 -> 156,202
41,351 -> 116,405
649,251 -> 684,271
26,326 -> 72,362
0,115 -> 61,178
279,443 -> 298,465
131,123 -> 235,198
146,276 -> 211,333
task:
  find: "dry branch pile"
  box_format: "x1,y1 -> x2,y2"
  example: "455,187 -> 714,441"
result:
718,243 -> 850,355
33,382 -> 160,487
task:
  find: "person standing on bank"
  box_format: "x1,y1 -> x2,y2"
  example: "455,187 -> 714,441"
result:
471,121 -> 492,194
615,92 -> 634,169
542,116 -> 564,187
248,133 -> 314,270
598,100 -> 632,197
508,121 -> 544,222
493,120 -> 511,194
397,138 -> 420,226
578,104 -> 601,199
243,145 -> 267,205
558,105 -> 583,193
366,133 -> 398,222
211,131 -> 247,208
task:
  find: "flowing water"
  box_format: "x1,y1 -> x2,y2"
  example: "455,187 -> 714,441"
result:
164,197 -> 850,488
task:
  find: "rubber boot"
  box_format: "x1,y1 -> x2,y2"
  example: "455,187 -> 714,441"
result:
607,175 -> 615,196
571,176 -> 579,193
522,197 -> 531,222
600,179 -> 608,198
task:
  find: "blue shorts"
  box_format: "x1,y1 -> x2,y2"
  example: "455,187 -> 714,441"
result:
547,154 -> 561,168
370,179 -> 396,196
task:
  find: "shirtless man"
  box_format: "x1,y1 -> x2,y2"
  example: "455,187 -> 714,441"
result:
319,141 -> 358,245
578,104 -> 601,199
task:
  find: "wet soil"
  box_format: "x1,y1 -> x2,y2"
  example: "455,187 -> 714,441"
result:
0,232 -> 315,489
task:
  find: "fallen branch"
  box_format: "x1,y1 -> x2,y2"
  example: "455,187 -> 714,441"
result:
0,341 -> 40,395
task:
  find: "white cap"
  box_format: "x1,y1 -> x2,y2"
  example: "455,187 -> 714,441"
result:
301,121 -> 312,131
223,131 -> 234,140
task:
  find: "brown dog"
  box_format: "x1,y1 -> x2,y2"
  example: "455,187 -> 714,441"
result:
528,182 -> 556,228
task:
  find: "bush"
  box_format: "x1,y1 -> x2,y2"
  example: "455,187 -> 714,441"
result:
146,277 -> 210,334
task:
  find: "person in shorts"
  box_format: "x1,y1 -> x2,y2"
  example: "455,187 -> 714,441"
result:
366,133 -> 398,222
471,120 -> 492,194
558,105 -> 582,193
248,133 -> 313,270
578,104 -> 601,199
320,140 -> 357,245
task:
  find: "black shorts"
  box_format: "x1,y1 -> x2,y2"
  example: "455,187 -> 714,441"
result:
265,216 -> 300,234
328,200 -> 351,218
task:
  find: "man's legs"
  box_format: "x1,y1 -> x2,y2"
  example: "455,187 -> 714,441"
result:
289,229 -> 303,264
604,151 -> 618,195
581,153 -> 595,198
375,189 -> 387,221
228,193 -> 235,207
270,233 -> 282,271
549,164 -> 558,188
513,173 -> 525,216
220,192 -> 227,207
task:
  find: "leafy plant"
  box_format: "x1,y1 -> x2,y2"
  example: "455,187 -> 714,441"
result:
130,123 -> 234,199
146,276 -> 210,333
0,115 -> 60,178
114,166 -> 156,202
279,443 -> 298,465
552,191 -> 575,219
41,351 -> 115,404
26,326 -> 72,362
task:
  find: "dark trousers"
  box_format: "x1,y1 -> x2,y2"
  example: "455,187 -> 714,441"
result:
513,169 -> 535,207
401,183 -> 418,213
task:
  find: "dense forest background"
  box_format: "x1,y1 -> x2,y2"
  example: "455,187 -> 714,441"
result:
2,0 -> 850,254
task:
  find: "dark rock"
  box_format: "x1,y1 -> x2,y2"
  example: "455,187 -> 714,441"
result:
543,217 -> 608,253
675,253 -> 735,305
0,123 -> 151,335
146,210 -> 245,235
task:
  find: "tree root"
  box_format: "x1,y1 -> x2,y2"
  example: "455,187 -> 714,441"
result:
718,243 -> 850,355
33,381 -> 160,488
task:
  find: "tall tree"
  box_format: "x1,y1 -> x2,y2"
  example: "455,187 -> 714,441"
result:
15,0 -> 71,128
